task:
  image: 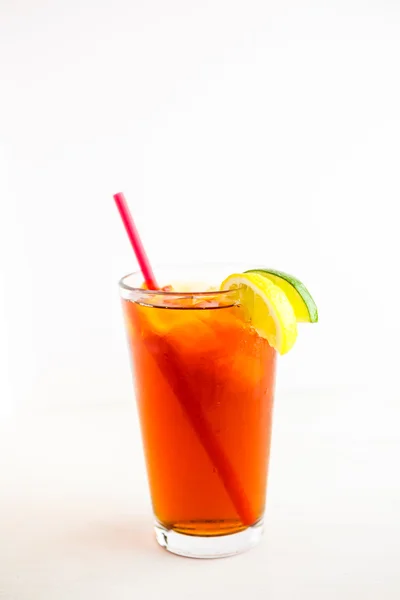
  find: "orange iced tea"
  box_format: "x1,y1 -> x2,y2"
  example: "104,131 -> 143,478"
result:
122,282 -> 276,540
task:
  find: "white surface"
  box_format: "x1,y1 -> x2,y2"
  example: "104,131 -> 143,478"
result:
1,1 -> 400,597
1,387 -> 399,599
1,0 -> 400,414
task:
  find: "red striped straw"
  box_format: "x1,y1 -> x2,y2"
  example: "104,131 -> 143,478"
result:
113,192 -> 158,290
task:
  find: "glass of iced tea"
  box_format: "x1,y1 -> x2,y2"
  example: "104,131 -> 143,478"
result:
120,265 -> 276,558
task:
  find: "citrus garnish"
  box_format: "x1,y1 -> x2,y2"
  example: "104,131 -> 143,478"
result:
245,268 -> 318,323
221,272 -> 298,354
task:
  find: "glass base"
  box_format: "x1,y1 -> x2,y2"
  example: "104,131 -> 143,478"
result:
154,519 -> 264,559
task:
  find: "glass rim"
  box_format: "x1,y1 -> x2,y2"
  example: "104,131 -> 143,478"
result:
118,269 -> 238,297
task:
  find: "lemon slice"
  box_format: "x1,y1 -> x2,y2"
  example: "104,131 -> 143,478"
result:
221,273 -> 297,354
246,268 -> 318,323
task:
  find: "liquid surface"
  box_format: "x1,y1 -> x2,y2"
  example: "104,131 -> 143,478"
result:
123,298 -> 276,536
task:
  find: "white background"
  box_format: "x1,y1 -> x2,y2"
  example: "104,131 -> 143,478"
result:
1,1 -> 399,598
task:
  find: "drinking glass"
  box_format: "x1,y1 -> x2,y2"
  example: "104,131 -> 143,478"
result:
120,265 -> 276,558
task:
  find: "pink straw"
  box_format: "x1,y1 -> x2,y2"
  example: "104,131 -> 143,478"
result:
113,192 -> 158,290
113,190 -> 255,525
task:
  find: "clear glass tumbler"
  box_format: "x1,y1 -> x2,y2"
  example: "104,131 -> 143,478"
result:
120,265 -> 276,558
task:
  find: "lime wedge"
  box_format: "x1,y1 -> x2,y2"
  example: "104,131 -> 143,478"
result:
221,272 -> 297,354
245,268 -> 318,323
